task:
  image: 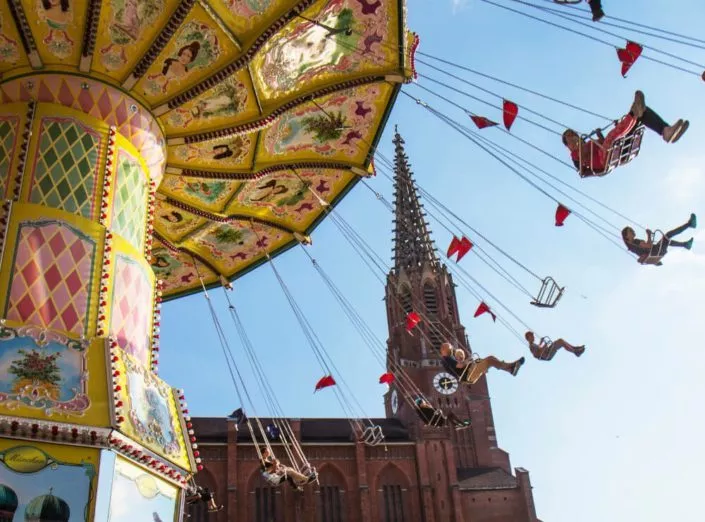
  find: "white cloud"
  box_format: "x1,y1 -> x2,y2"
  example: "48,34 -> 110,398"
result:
451,0 -> 470,14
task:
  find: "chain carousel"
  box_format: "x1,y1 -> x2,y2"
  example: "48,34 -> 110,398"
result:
0,0 -> 414,519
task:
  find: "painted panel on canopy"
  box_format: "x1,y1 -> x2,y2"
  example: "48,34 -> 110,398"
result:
0,103 -> 26,199
207,0 -> 295,49
153,199 -> 208,243
23,0 -> 85,66
0,4 -> 29,72
158,174 -> 241,213
108,457 -> 179,521
167,133 -> 255,172
160,68 -> 259,136
134,4 -> 239,106
181,221 -> 288,275
258,82 -> 392,165
229,167 -> 353,228
0,441 -> 99,522
251,0 -> 398,108
150,243 -> 217,296
93,0 -> 178,81
0,330 -> 110,427
112,349 -> 192,471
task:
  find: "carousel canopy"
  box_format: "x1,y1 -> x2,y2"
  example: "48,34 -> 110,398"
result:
0,0 -> 414,299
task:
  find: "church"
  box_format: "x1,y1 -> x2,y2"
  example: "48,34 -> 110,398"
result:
189,132 -> 541,522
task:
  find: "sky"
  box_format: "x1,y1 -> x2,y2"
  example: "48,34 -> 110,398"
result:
158,1 -> 705,521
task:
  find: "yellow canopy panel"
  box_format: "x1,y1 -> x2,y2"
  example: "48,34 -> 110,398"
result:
0,0 -> 415,299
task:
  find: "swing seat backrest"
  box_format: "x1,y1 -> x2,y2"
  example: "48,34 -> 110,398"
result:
638,230 -> 666,265
530,277 -> 565,308
604,125 -> 645,174
428,409 -> 445,428
537,337 -> 555,360
360,425 -> 385,446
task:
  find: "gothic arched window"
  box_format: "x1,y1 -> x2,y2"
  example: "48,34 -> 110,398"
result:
316,466 -> 346,522
376,465 -> 410,522
249,472 -> 282,522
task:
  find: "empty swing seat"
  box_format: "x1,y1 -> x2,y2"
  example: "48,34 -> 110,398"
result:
359,425 -> 385,446
530,277 -> 565,308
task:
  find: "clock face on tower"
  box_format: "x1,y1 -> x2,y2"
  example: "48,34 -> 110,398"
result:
391,389 -> 399,414
433,372 -> 459,395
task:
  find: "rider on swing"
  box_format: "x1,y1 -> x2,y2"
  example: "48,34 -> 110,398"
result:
414,397 -> 472,430
185,485 -> 222,513
440,343 -> 524,384
621,214 -> 696,265
562,91 -> 689,177
260,447 -> 317,492
524,331 -> 585,361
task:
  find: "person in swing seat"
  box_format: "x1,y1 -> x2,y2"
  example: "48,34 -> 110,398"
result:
621,213 -> 696,265
185,486 -> 222,512
260,447 -> 317,491
439,342 -> 524,383
562,90 -> 689,177
524,331 -> 585,361
414,397 -> 471,430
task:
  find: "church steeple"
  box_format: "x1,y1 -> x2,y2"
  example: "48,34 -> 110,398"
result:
392,129 -> 438,272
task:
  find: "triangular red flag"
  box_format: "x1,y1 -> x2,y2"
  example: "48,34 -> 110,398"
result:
314,375 -> 336,392
470,115 -> 498,129
616,41 -> 643,77
379,372 -> 395,385
502,100 -> 519,131
474,301 -> 497,322
555,204 -> 571,227
456,237 -> 473,262
446,236 -> 462,258
406,311 -> 421,332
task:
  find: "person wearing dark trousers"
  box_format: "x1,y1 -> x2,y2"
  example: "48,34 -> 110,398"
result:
562,91 -> 689,176
622,214 -> 697,265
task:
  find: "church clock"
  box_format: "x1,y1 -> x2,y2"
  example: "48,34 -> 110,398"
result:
433,372 -> 459,395
391,389 -> 399,414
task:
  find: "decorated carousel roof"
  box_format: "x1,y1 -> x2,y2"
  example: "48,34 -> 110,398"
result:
0,0 -> 415,299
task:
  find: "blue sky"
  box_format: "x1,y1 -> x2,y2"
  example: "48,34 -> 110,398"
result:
159,1 -> 705,521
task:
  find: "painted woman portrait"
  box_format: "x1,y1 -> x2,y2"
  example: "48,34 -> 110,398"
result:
146,41 -> 201,93
39,0 -> 74,57
41,0 -> 72,28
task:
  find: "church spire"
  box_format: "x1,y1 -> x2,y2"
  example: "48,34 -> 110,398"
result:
392,128 -> 438,272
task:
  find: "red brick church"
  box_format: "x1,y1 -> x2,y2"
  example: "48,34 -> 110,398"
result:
189,132 -> 541,522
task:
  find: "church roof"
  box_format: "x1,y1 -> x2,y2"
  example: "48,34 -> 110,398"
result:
391,130 -> 439,272
457,467 -> 519,490
192,417 -> 410,443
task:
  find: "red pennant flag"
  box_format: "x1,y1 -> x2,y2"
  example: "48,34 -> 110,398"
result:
314,375 -> 336,392
474,301 -> 497,322
502,100 -> 519,131
456,237 -> 473,262
555,204 -> 571,227
470,115 -> 498,129
446,236 -> 462,258
616,41 -> 643,77
379,372 -> 395,385
406,311 -> 421,332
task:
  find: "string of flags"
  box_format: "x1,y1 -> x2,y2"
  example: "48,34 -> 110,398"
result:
469,99 -> 520,131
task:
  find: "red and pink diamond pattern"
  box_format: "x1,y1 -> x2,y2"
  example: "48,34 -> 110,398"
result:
5,221 -> 95,336
110,254 -> 153,367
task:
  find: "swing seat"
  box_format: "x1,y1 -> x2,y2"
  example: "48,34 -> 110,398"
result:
536,337 -> 557,361
553,0 -> 582,4
428,409 -> 446,428
603,125 -> 644,174
359,425 -> 385,446
638,230 -> 666,265
578,125 -> 645,178
263,471 -> 287,487
530,277 -> 565,308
